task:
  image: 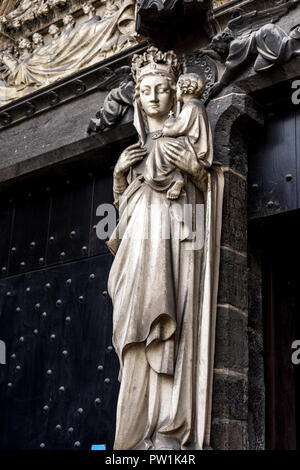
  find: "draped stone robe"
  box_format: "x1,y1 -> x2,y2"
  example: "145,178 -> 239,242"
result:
107,100 -> 224,450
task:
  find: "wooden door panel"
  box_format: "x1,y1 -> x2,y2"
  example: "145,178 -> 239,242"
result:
9,185 -> 50,275
0,160 -> 119,450
0,200 -> 13,278
249,108 -> 298,218
90,170 -> 114,257
47,174 -> 93,265
0,254 -> 118,450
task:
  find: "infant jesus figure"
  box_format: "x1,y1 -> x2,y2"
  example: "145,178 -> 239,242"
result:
144,72 -> 206,200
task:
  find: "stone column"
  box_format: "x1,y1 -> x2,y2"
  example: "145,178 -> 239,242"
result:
207,88 -> 263,450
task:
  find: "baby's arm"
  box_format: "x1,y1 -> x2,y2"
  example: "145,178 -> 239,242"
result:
162,111 -> 190,138
162,101 -> 198,138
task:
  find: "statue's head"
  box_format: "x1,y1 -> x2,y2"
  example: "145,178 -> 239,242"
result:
18,38 -> 31,51
132,47 -> 181,119
177,73 -> 205,102
210,27 -> 234,56
63,14 -> 75,27
82,2 -> 95,15
136,74 -> 176,119
32,33 -> 44,47
48,24 -> 60,37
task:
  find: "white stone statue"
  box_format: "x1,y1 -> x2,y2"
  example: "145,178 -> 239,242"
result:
32,32 -> 44,48
107,47 -> 224,450
48,23 -> 60,40
6,0 -> 37,20
62,14 -> 75,33
143,72 -> 211,200
2,0 -> 41,24
18,37 -> 31,59
82,2 -> 97,19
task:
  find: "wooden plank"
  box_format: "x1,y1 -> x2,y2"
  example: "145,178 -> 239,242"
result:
249,108 -> 297,218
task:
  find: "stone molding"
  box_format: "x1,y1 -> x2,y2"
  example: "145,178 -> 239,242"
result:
0,42 -> 147,130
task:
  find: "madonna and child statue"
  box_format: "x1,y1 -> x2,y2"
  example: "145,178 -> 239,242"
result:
106,47 -> 224,450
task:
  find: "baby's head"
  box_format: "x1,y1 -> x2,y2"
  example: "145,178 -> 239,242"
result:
176,73 -> 205,102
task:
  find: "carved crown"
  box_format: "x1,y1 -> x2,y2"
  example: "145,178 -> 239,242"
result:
131,47 -> 181,83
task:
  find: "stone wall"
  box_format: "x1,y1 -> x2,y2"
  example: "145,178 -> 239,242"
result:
247,228 -> 265,450
207,90 -> 263,449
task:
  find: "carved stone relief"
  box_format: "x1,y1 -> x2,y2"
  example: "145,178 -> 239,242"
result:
0,1 -> 141,106
207,0 -> 300,97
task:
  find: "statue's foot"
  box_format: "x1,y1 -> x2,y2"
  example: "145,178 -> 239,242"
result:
167,181 -> 184,200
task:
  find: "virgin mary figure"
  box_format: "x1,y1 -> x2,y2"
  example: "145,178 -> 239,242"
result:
107,47 -> 224,450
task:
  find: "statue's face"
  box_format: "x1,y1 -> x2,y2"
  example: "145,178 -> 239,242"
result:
139,75 -> 174,119
63,15 -> 74,26
82,3 -> 91,14
19,39 -> 29,50
49,25 -> 59,35
33,34 -> 42,45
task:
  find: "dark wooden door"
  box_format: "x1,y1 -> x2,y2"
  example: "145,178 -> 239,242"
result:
248,90 -> 300,449
258,211 -> 300,450
0,156 -> 120,450
248,104 -> 300,219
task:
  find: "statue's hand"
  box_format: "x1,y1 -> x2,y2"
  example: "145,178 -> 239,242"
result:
114,142 -> 147,177
162,140 -> 203,176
